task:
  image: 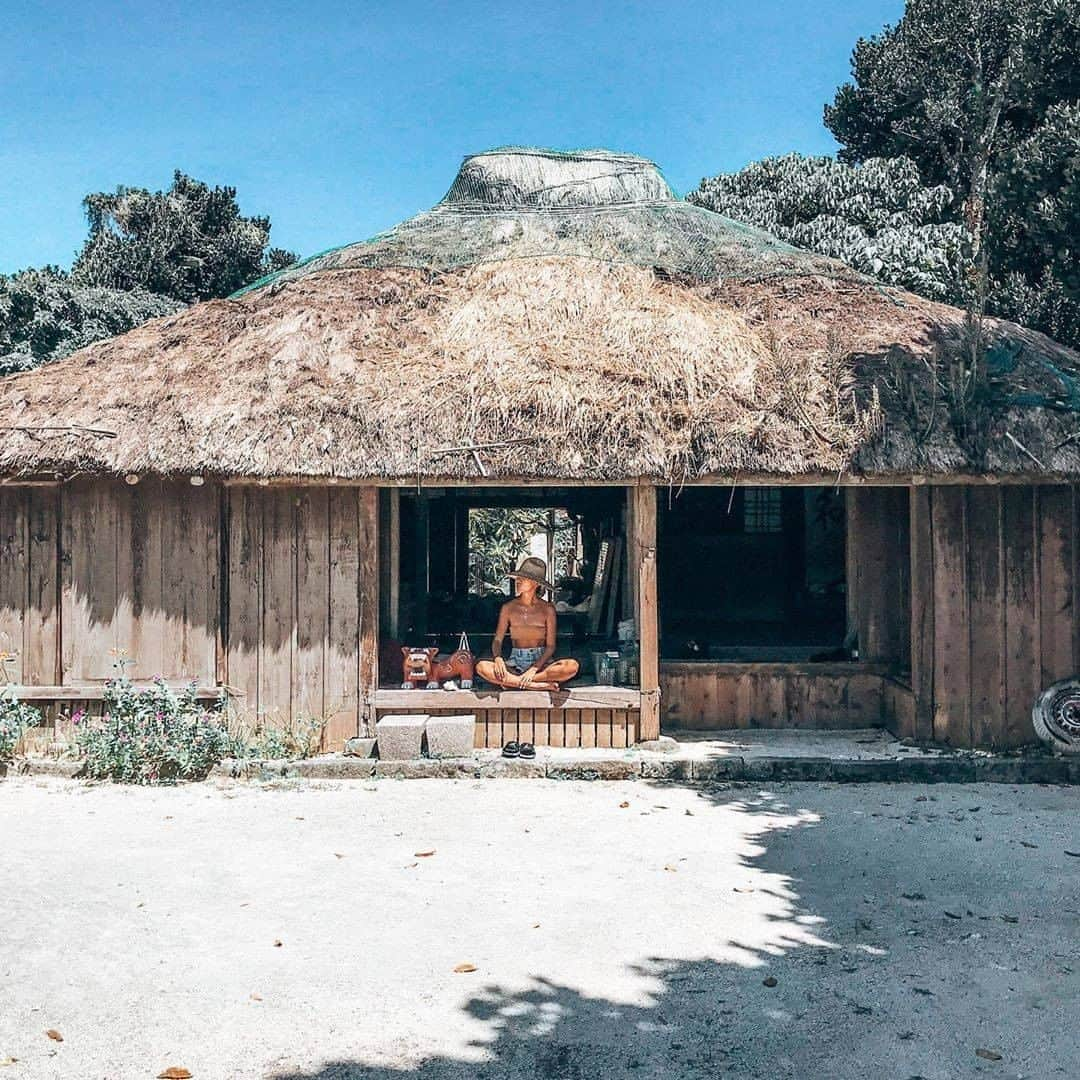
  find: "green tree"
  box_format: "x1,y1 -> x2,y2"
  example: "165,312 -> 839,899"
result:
987,102 -> 1080,347
823,0 -> 1080,348
0,268 -> 182,376
687,154 -> 966,301
73,171 -> 296,304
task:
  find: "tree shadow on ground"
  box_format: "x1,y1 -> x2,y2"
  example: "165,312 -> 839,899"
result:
271,783 -> 1076,1080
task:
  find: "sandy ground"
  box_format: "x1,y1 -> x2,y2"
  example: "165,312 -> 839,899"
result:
1,776 -> 1078,1080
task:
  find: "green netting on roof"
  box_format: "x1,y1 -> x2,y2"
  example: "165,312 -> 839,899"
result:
234,147 -> 858,297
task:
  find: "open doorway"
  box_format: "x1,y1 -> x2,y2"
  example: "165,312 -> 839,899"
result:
379,486 -> 638,687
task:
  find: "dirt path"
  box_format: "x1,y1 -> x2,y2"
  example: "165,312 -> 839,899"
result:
1,776 -> 1077,1078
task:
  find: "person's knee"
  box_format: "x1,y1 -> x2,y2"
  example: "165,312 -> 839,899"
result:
476,660 -> 495,679
565,659 -> 580,676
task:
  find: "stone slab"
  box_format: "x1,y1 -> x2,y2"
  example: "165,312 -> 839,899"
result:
424,715 -> 477,759
376,714 -> 428,761
374,760 -> 475,780
641,758 -> 694,781
476,758 -> 547,779
546,759 -> 641,781
343,737 -> 377,758
690,757 -> 746,782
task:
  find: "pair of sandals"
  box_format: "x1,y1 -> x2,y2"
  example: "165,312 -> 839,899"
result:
502,741 -> 536,760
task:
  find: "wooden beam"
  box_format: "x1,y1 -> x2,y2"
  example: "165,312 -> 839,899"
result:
632,484 -> 660,740
375,686 -> 641,710
358,486 -> 380,737
909,485 -> 935,741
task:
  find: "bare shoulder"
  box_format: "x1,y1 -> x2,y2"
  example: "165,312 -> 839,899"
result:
541,598 -> 557,615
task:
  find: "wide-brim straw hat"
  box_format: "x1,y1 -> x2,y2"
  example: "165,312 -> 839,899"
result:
509,556 -> 555,592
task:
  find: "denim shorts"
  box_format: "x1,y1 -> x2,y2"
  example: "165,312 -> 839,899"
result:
509,647 -> 545,673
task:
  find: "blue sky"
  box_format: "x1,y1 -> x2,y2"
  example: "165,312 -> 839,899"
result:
1,0 -> 902,274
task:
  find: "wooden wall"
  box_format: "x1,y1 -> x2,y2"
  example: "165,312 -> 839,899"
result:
0,480 -> 378,749
661,662 -> 888,730
909,484 -> 1079,749
847,486 -> 911,668
226,485 -> 377,746
5,478 -> 1075,753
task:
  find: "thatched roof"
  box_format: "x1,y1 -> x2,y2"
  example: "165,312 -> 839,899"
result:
2,147 -> 1078,481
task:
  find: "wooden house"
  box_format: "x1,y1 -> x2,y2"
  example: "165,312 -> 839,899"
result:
1,148 -> 1078,751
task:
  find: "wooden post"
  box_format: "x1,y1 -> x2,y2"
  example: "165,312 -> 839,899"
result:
379,488 -> 400,640
631,484 -> 660,741
358,486 -> 380,737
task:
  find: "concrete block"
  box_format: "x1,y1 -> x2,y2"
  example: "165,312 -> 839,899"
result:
477,758 -> 546,779
691,757 -> 746,782
374,759 -> 474,780
546,758 -> 641,781
343,736 -> 377,758
641,758 -> 694,781
376,714 -> 428,761
974,757 -> 1070,785
637,736 -> 681,755
828,760 -> 903,783
424,714 -> 477,759
292,757 -> 376,779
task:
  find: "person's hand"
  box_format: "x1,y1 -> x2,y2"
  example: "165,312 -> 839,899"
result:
493,656 -> 508,681
519,666 -> 539,688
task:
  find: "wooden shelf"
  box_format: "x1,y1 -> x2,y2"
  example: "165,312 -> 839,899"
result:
7,684 -> 224,701
375,685 -> 641,711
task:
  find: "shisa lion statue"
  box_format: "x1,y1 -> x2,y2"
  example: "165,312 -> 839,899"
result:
475,557 -> 580,691
401,638 -> 475,691
1032,677 -> 1080,754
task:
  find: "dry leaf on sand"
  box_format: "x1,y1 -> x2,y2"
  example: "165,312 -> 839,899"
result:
45,1030 -> 63,1042
453,963 -> 478,974
414,850 -> 436,857
158,1069 -> 194,1079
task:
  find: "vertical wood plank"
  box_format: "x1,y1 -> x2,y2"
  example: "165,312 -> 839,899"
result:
0,488 -> 28,684
1002,486 -> 1038,747
326,488 -> 361,750
485,708 -> 503,750
909,486 -> 935,740
295,489 -> 328,724
1037,485 -> 1075,688
517,706 -> 535,747
533,706 -> 549,748
930,487 -> 970,746
966,487 -> 1005,749
227,487 -> 262,718
561,708 -> 580,748
25,486 -> 60,685
579,707 -> 596,749
157,481 -> 219,684
595,706 -> 612,748
548,707 -> 564,748
611,709 -> 629,749
357,486 -> 380,737
260,489 -> 296,726
502,708 -> 519,746
632,485 -> 660,739
62,480 -> 119,682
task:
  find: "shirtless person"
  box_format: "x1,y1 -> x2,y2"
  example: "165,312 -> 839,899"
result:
475,557 -> 580,690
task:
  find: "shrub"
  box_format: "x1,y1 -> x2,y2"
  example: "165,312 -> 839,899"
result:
75,677 -> 233,783
231,715 -> 327,761
0,692 -> 40,761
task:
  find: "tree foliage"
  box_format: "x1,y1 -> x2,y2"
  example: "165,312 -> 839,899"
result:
821,0 -> 1080,346
2,171 -> 296,375
73,171 -> 296,304
824,0 -> 1080,193
0,268 -> 182,377
688,154 -> 966,301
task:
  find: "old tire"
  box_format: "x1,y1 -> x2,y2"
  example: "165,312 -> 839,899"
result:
1032,678 -> 1080,754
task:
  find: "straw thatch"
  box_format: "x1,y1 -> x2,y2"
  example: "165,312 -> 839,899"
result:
2,147 -> 1078,481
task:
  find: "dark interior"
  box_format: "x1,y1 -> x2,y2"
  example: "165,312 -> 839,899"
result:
658,486 -> 848,661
